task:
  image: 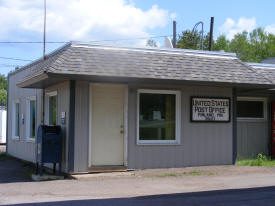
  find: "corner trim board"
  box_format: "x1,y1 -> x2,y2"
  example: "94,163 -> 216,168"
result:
232,88 -> 237,164
68,80 -> 76,173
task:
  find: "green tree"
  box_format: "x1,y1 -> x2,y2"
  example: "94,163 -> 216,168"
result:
0,74 -> 7,106
203,32 -> 211,50
176,30 -> 202,50
213,35 -> 229,52
228,31 -> 254,61
177,27 -> 275,62
177,31 -> 214,50
0,74 -> 7,90
0,89 -> 7,106
267,33 -> 275,57
249,28 -> 269,62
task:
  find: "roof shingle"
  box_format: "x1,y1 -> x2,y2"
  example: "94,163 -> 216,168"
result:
16,43 -> 274,87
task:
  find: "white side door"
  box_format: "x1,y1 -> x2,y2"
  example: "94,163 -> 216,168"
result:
91,84 -> 125,166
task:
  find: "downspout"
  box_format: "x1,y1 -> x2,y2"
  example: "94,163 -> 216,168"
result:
6,74 -> 10,153
68,80 -> 76,173
232,88 -> 237,164
42,89 -> 45,125
41,71 -> 48,125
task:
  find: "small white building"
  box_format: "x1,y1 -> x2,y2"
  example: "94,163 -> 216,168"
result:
0,106 -> 6,144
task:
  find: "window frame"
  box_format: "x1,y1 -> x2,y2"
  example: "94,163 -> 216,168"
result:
137,89 -> 181,145
237,97 -> 267,121
25,96 -> 37,142
45,91 -> 57,125
12,99 -> 20,140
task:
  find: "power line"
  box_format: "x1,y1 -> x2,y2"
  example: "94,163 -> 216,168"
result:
0,34 -> 173,44
0,41 -> 67,44
0,56 -> 32,62
0,34 -> 173,66
85,35 -> 173,42
0,64 -> 22,67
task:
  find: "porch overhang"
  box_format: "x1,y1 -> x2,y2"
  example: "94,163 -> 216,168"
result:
17,72 -> 71,89
17,72 -> 49,88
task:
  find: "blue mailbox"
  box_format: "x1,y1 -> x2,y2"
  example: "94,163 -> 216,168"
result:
36,125 -> 62,176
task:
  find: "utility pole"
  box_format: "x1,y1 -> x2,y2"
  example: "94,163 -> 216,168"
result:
209,17 -> 214,51
43,0 -> 46,60
173,21 -> 176,48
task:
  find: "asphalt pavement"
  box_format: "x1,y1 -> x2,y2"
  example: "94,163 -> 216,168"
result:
5,186 -> 275,206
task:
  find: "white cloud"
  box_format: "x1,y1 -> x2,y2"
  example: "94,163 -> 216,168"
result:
219,18 -> 235,32
170,13 -> 177,19
0,0 -> 173,45
265,24 -> 275,34
219,17 -> 256,39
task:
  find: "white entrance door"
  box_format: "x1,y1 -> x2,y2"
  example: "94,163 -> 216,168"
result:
91,84 -> 125,166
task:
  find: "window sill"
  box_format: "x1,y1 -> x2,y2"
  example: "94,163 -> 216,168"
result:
25,138 -> 35,143
137,140 -> 180,145
12,137 -> 20,141
237,118 -> 266,122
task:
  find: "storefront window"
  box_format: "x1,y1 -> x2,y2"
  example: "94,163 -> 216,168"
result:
49,95 -> 57,125
13,102 -> 20,138
137,90 -> 180,144
26,97 -> 36,140
237,98 -> 265,119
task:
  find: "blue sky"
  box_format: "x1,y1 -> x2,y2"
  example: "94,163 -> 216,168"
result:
1,0 -> 275,76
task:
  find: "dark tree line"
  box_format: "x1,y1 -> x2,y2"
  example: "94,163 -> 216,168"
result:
147,27 -> 275,63
0,75 -> 7,106
176,28 -> 275,62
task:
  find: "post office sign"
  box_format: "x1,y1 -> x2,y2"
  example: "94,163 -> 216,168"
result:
191,97 -> 230,122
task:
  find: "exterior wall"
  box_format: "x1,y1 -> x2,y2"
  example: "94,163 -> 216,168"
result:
7,70 -> 42,162
237,121 -> 268,158
7,75 -> 273,172
8,69 -> 70,172
72,82 -> 233,172
44,81 -> 70,172
237,96 -> 270,158
127,84 -> 233,169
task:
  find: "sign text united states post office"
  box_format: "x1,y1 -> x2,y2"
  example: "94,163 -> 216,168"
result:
191,97 -> 230,122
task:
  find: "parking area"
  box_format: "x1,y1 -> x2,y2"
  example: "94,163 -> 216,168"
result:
1,154 -> 275,206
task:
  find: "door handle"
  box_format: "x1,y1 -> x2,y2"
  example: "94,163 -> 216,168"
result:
120,125 -> 124,134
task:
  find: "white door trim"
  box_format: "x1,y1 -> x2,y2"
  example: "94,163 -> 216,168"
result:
88,84 -> 92,167
88,83 -> 128,167
123,86 -> 128,166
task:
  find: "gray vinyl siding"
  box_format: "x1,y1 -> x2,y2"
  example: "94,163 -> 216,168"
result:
127,84 -> 233,169
44,81 -> 70,172
237,121 -> 269,158
236,97 -> 269,158
73,81 -> 90,173
72,82 -> 233,172
7,69 -> 42,163
8,71 -> 70,172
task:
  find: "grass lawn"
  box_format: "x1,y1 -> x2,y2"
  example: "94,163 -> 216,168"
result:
237,154 -> 275,166
148,170 -> 215,178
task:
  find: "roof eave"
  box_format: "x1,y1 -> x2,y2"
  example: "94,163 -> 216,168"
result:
17,73 -> 49,88
19,72 -> 275,89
